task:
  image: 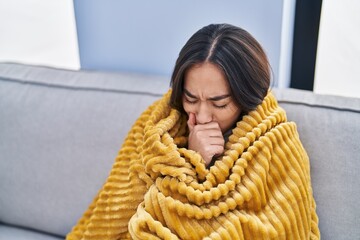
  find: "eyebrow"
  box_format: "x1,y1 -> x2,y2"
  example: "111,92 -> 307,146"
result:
184,89 -> 231,101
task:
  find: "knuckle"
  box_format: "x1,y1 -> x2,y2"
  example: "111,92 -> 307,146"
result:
194,130 -> 203,138
216,145 -> 224,152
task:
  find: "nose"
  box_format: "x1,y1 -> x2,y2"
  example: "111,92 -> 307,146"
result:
196,103 -> 212,124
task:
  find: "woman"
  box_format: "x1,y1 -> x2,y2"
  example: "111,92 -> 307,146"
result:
67,24 -> 320,239
170,23 -> 270,168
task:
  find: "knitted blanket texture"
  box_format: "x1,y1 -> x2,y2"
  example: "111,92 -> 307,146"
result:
67,91 -> 320,240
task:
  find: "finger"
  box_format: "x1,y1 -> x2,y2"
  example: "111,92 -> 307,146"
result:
212,145 -> 225,156
191,129 -> 223,142
209,137 -> 225,146
207,130 -> 225,139
193,127 -> 224,139
193,121 -> 221,131
187,112 -> 196,131
203,145 -> 224,162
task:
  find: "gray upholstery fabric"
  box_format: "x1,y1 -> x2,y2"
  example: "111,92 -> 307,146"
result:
273,88 -> 360,240
0,63 -> 359,239
0,63 -> 169,237
0,225 -> 63,240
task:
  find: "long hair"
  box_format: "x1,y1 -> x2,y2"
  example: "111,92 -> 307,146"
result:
170,23 -> 271,114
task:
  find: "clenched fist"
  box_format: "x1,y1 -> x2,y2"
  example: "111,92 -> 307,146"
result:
187,112 -> 225,167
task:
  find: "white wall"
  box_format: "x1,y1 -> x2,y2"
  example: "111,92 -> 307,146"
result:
0,0 -> 80,70
314,0 -> 360,98
74,0 -> 286,85
0,1 -> 294,88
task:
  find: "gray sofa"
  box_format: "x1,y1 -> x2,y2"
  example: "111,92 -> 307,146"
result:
0,62 -> 359,240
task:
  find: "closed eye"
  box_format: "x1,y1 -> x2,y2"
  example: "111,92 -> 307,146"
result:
184,97 -> 197,104
183,90 -> 198,104
213,103 -> 228,109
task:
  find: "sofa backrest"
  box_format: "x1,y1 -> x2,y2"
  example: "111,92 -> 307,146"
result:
0,63 -> 170,236
273,88 -> 360,240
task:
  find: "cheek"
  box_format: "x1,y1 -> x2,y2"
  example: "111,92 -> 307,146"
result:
182,101 -> 192,114
214,110 -> 232,123
214,107 -> 241,130
213,107 -> 233,120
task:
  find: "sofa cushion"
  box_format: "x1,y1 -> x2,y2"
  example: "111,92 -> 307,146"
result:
0,224 -> 63,240
273,88 -> 360,240
0,63 -> 170,236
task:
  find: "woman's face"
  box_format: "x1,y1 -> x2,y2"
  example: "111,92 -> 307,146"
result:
182,62 -> 242,133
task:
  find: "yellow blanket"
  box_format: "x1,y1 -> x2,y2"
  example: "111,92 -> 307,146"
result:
67,91 -> 320,240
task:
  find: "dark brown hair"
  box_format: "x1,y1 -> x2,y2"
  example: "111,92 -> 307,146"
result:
170,23 -> 271,114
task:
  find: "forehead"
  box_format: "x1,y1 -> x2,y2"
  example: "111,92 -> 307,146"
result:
184,62 -> 230,94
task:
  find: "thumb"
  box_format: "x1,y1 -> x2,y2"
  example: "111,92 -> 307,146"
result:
187,112 -> 196,131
